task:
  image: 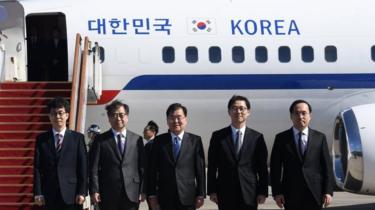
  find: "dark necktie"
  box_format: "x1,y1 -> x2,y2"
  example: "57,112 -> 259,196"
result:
234,130 -> 241,154
173,137 -> 180,160
56,134 -> 63,153
117,134 -> 123,155
298,132 -> 304,158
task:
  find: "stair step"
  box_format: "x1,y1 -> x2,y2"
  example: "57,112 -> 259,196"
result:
0,149 -> 34,157
0,194 -> 33,204
0,175 -> 33,184
0,107 -> 47,115
0,115 -> 49,123
0,140 -> 35,148
0,90 -> 70,98
0,166 -> 33,175
0,184 -> 33,194
0,158 -> 33,166
0,132 -> 44,140
0,82 -> 71,90
0,123 -> 50,131
0,98 -> 52,106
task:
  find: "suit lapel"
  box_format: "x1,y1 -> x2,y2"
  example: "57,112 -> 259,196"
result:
303,128 -> 314,161
223,126 -> 237,161
238,127 -> 251,161
176,133 -> 189,162
286,128 -> 303,162
59,130 -> 70,158
47,130 -> 57,158
163,135 -> 175,164
123,131 -> 133,160
107,130 -> 122,160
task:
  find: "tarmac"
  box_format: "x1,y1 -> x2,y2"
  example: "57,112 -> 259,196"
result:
138,191 -> 375,210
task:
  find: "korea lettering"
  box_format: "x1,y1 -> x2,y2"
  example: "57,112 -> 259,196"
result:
231,19 -> 300,35
88,18 -> 172,35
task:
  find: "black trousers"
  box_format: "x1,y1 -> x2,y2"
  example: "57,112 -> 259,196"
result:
99,186 -> 139,210
284,187 -> 322,210
44,190 -> 82,210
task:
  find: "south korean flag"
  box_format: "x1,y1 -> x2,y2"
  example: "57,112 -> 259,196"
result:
187,18 -> 216,34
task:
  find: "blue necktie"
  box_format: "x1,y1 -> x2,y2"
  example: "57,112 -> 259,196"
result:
173,137 -> 180,160
117,134 -> 124,155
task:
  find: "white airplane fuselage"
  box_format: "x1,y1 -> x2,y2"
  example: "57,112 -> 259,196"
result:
7,0 -> 375,195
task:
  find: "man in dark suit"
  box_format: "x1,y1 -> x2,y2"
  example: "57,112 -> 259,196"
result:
207,95 -> 268,210
148,103 -> 206,210
45,27 -> 68,81
270,99 -> 334,210
89,100 -> 145,210
33,97 -> 87,210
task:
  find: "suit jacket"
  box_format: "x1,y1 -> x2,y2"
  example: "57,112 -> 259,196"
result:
142,139 -> 154,196
148,132 -> 206,206
89,129 -> 145,205
33,129 -> 88,205
207,126 -> 268,206
270,127 -> 334,205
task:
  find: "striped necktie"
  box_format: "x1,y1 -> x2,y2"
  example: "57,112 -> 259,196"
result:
56,134 -> 63,153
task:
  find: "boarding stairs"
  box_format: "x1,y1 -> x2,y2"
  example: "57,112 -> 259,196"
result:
0,34 -> 102,210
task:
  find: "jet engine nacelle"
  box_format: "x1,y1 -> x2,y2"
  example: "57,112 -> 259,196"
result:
333,104 -> 375,195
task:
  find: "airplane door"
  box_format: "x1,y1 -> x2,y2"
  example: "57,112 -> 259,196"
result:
0,1 -> 26,81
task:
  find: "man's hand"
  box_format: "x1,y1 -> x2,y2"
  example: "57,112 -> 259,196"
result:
257,195 -> 266,204
91,193 -> 101,204
75,195 -> 85,205
34,196 -> 45,206
195,197 -> 204,208
274,194 -> 285,208
148,197 -> 159,210
209,193 -> 218,204
323,194 -> 333,207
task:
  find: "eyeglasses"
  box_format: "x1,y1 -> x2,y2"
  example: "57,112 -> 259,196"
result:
168,116 -> 185,122
110,112 -> 127,118
50,111 -> 67,117
230,106 -> 248,113
292,111 -> 310,117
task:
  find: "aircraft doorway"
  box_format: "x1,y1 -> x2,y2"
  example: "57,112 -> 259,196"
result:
26,13 -> 68,81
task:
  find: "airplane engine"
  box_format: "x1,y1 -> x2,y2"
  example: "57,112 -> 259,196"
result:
333,104 -> 375,195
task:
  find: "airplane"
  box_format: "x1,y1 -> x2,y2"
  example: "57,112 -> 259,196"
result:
1,0 -> 375,197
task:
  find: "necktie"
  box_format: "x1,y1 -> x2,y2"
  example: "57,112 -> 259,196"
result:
234,130 -> 242,155
173,137 -> 180,160
117,134 -> 123,155
56,134 -> 62,153
298,132 -> 304,158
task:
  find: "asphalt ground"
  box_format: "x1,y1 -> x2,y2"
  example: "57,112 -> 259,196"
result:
138,191 -> 375,210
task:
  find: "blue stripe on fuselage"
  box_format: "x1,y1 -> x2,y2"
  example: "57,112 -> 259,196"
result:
123,74 -> 375,90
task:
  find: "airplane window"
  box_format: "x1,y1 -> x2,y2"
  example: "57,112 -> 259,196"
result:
371,46 -> 375,62
232,46 -> 245,63
186,46 -> 198,63
279,46 -> 291,63
209,46 -> 221,63
302,46 -> 314,62
325,45 -> 337,62
255,46 -> 267,63
162,46 -> 175,63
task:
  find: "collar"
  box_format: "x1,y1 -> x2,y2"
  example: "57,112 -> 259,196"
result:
230,125 -> 246,135
111,128 -> 127,138
171,131 -> 184,141
293,127 -> 309,137
52,127 -> 66,137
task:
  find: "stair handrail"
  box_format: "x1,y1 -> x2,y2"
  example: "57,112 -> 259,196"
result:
75,36 -> 90,133
69,33 -> 82,130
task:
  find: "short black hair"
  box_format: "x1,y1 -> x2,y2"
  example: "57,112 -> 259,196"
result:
105,100 -> 129,116
166,103 -> 187,117
289,99 -> 312,114
47,97 -> 70,113
227,95 -> 251,110
145,120 -> 159,135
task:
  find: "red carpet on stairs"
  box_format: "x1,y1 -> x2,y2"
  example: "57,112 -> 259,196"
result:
0,82 -> 71,210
